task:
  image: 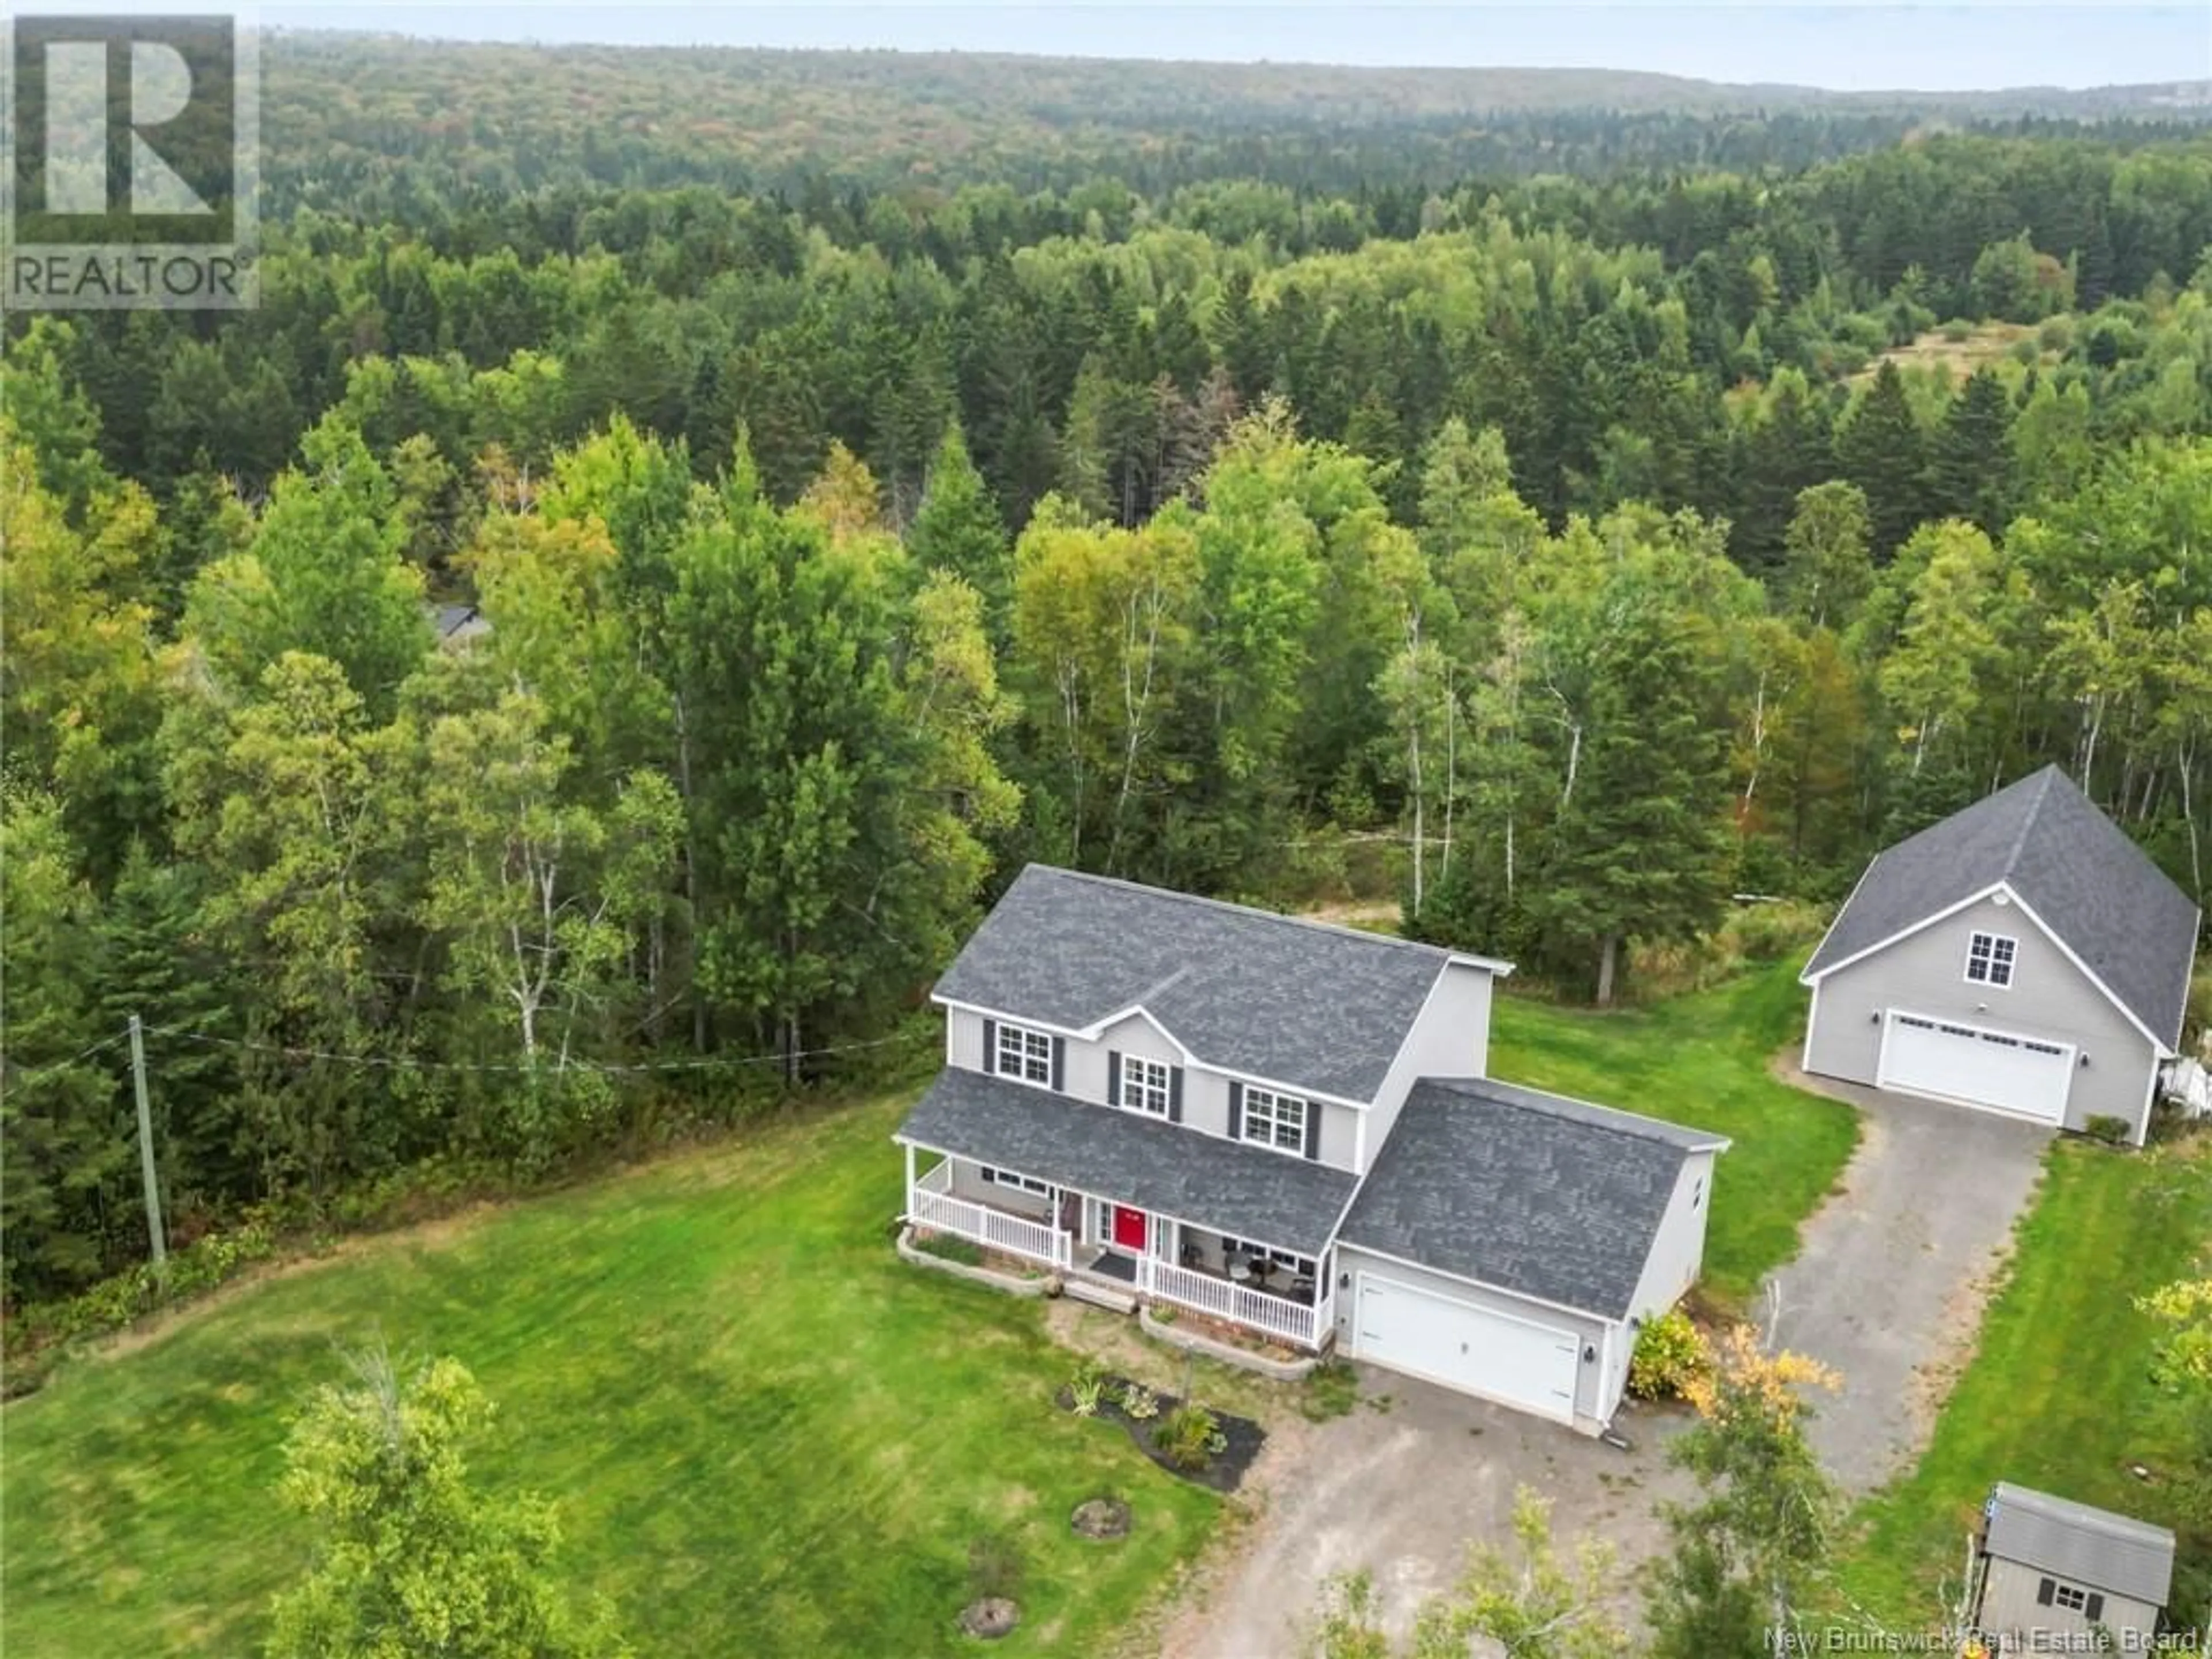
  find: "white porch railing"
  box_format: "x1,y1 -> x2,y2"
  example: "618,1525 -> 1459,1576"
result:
907,1161 -> 1070,1268
1141,1257 -> 1331,1351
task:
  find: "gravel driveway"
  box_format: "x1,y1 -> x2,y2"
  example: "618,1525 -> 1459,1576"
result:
1762,1067 -> 2050,1493
1160,1372 -> 1695,1659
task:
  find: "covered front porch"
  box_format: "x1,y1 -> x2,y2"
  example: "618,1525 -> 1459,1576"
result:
906,1151 -> 1336,1352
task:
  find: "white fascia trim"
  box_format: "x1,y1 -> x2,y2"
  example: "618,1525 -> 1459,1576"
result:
1072,1002 -> 1198,1063
1800,880 -> 2009,985
933,995 -> 1374,1112
1994,886 -> 2171,1055
1798,853 -> 1884,987
1447,951 -> 1516,978
1334,1237 -> 1626,1328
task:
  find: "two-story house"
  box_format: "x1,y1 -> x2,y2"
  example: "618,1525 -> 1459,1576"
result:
895,866 -> 1728,1435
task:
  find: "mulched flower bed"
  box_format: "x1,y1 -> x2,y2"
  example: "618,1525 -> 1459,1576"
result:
1054,1375 -> 1266,1493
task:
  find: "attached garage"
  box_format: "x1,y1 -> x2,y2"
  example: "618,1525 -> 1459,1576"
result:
1875,1012 -> 2073,1124
1351,1271 -> 1578,1423
1334,1077 -> 1728,1436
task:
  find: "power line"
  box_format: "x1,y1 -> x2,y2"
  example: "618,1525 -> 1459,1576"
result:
144,1024 -> 919,1075
2,1027 -> 133,1086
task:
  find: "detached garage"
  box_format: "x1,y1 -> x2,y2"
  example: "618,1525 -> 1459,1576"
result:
1802,766 -> 2200,1145
1332,1078 -> 1727,1436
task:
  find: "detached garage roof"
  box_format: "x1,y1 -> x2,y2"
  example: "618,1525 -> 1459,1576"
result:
1802,766 -> 2199,1048
896,1066 -> 1357,1256
1340,1079 -> 1727,1320
933,865 -> 1509,1103
1984,1483 -> 2175,1608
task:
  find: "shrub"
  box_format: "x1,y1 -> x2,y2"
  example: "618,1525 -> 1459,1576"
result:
1302,1358 -> 1361,1422
1628,1308 -> 1710,1402
2083,1115 -> 2133,1146
914,1231 -> 983,1267
1118,1381 -> 1160,1421
1154,1404 -> 1221,1471
1940,317 -> 1975,343
967,1531 -> 1024,1603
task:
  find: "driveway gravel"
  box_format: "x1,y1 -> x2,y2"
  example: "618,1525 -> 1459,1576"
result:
1762,1067 -> 2049,1493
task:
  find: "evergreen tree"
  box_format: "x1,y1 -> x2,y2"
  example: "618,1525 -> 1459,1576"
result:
907,424 -> 1014,638
92,843 -> 245,1213
1925,368 -> 2014,539
1835,361 -> 1929,560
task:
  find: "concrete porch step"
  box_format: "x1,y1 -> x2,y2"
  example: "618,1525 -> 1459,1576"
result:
1064,1277 -> 1138,1315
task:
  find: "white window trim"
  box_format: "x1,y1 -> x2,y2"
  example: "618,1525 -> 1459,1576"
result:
994,1022 -> 1054,1088
1241,1086 -> 1308,1154
2051,1583 -> 2088,1613
1118,1055 -> 1173,1118
1964,930 -> 2018,990
979,1166 -> 1051,1196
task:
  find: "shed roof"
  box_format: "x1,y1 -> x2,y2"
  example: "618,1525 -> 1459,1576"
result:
1983,1482 -> 2175,1607
895,1066 -> 1357,1256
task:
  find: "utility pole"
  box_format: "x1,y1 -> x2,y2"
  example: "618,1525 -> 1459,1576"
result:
128,1015 -> 166,1277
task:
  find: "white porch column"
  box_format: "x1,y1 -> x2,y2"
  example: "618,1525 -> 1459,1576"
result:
903,1143 -> 915,1216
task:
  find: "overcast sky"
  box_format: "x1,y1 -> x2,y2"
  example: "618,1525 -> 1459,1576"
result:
251,3 -> 2211,92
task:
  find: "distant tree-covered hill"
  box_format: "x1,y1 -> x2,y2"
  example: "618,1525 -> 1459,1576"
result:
263,32 -> 2212,207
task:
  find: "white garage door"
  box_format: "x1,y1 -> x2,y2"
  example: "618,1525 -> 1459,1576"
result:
1877,1012 -> 2073,1123
1354,1273 -> 1580,1423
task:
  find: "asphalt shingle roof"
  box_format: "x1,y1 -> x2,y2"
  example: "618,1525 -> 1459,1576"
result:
1984,1482 -> 2176,1607
895,1066 -> 1358,1255
933,865 -> 1500,1103
1340,1078 -> 1728,1319
1802,766 -> 2199,1047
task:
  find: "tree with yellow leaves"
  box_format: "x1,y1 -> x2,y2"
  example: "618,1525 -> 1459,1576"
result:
1646,1324 -> 1842,1659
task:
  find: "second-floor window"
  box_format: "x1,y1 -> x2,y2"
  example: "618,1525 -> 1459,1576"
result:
1242,1086 -> 1306,1152
996,1022 -> 1053,1085
1965,930 -> 2017,987
1119,1056 -> 1173,1116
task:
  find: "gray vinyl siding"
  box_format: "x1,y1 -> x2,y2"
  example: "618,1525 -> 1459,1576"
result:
944,1157 -> 1054,1218
941,1005 -> 1362,1171
1803,892 -> 2160,1138
945,1006 -> 988,1070
1332,1245 -> 1620,1435
1363,961 -> 1497,1165
1976,1558 -> 2160,1646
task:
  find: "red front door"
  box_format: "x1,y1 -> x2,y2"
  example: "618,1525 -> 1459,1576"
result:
1111,1205 -> 1148,1252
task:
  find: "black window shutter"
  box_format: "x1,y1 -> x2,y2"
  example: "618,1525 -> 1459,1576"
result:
2085,1593 -> 2103,1623
1304,1103 -> 1322,1161
1051,1036 -> 1065,1093
1169,1067 -> 1183,1123
2036,1578 -> 2055,1608
1228,1082 -> 1244,1140
1107,1052 -> 1122,1107
981,1018 -> 997,1074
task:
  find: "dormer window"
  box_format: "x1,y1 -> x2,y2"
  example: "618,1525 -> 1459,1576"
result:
994,1022 -> 1053,1085
1965,931 -> 2017,988
1118,1056 -> 1173,1116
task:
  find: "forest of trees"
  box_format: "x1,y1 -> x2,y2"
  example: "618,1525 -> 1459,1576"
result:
6,41 -> 2212,1308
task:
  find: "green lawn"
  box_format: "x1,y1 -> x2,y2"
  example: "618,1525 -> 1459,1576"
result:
1491,957 -> 1862,1305
1837,1135 -> 2211,1622
1,1099 -> 1219,1658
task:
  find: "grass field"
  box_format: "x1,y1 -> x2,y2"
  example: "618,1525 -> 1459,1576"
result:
1491,957 -> 1862,1305
1,1100 -> 1220,1657
1837,1133 -> 2212,1623
2,955 -> 1864,1654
